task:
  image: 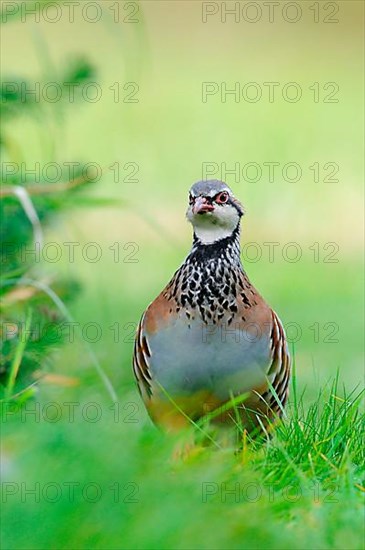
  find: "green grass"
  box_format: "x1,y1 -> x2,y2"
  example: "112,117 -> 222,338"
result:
1,366 -> 364,550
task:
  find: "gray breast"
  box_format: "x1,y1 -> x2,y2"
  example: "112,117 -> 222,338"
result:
148,312 -> 270,400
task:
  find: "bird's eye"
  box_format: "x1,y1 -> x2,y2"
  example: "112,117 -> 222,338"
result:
215,191 -> 229,204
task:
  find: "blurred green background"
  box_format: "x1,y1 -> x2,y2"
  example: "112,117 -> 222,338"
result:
1,1 -> 364,549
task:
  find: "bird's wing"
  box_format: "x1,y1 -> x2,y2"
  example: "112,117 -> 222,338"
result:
258,309 -> 291,415
133,311 -> 153,402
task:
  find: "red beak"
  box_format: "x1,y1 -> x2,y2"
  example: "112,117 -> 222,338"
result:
192,196 -> 215,215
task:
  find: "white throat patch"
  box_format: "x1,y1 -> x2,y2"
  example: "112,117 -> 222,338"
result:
193,224 -> 235,244
187,204 -> 240,244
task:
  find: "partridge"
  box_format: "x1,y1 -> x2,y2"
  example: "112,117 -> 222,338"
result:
133,180 -> 290,434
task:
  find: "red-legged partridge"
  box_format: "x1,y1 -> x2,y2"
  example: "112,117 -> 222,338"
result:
133,180 -> 290,434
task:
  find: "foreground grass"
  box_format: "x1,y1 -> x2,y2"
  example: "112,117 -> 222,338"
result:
1,373 -> 364,550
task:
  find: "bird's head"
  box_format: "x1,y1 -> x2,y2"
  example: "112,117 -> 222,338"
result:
186,180 -> 244,244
